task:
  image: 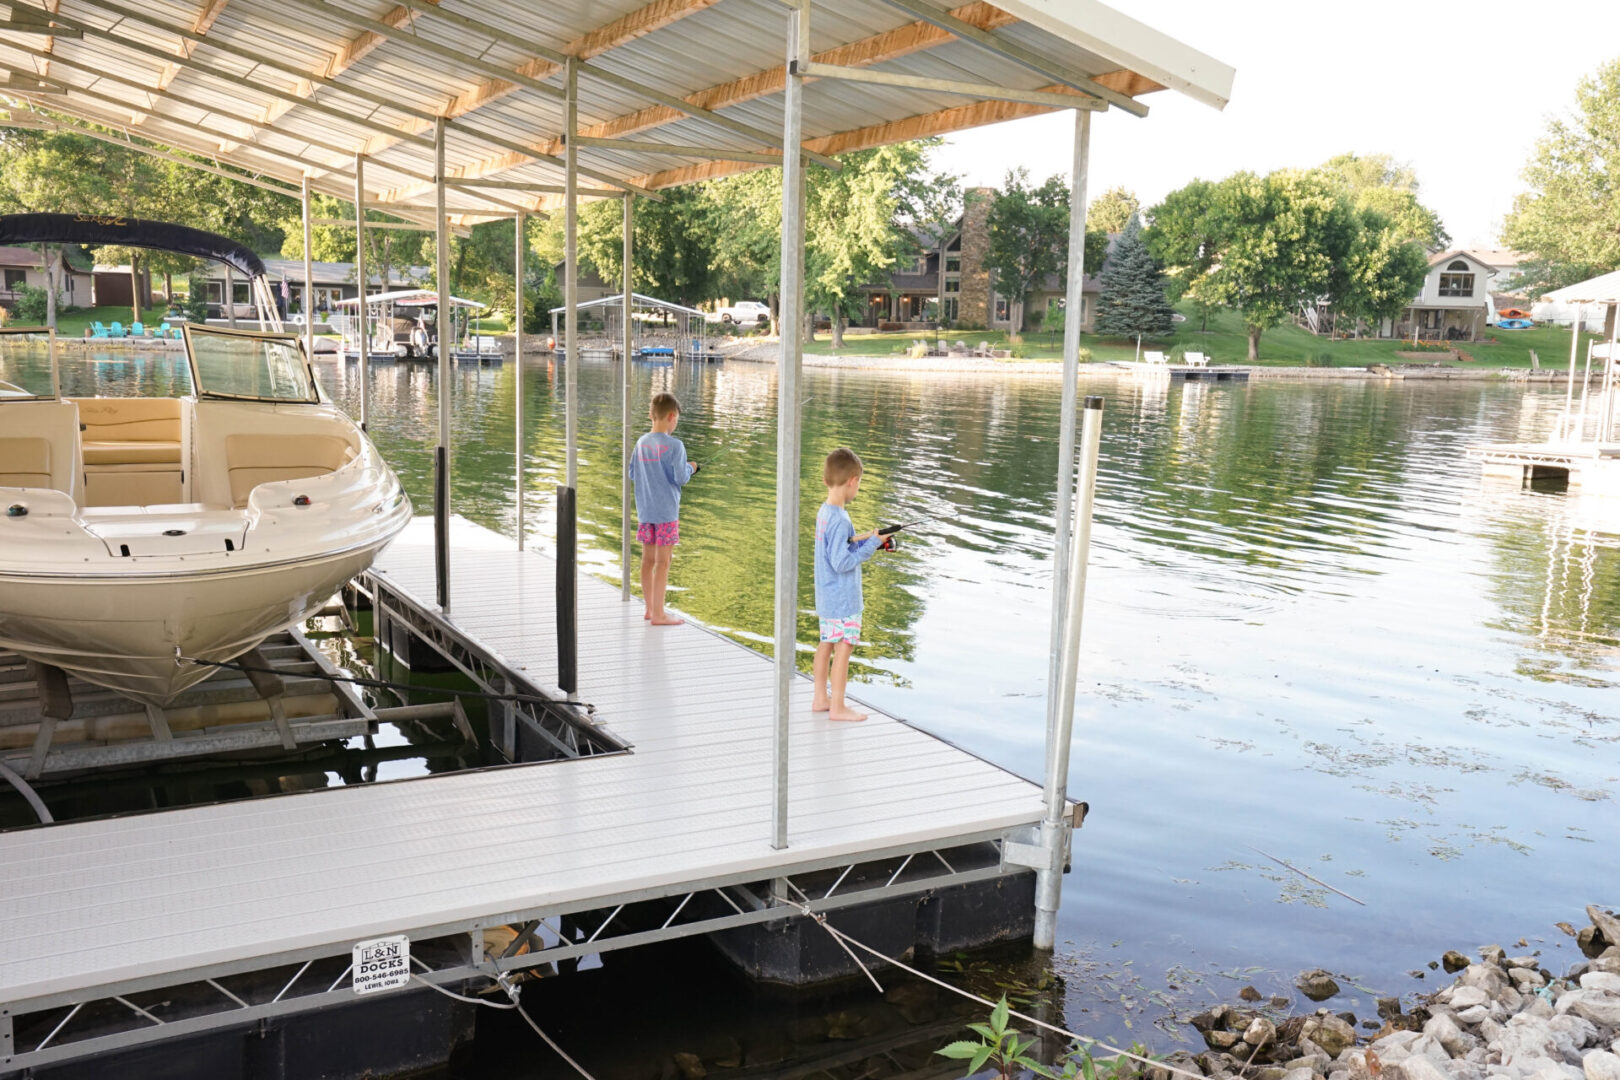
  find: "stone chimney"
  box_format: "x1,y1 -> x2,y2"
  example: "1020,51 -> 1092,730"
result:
956,186 -> 995,329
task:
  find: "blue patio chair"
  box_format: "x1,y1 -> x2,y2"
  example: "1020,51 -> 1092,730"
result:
109,322 -> 126,339
131,321 -> 145,337
90,321 -> 110,338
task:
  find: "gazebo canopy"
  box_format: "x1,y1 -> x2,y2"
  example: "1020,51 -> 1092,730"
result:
549,292 -> 705,318
1541,271 -> 1620,306
0,0 -> 1232,226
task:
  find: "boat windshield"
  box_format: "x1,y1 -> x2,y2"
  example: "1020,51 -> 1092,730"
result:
183,324 -> 319,403
0,328 -> 58,400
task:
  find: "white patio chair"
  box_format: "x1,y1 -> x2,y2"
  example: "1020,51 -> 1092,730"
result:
1143,350 -> 1167,365
1184,351 -> 1209,368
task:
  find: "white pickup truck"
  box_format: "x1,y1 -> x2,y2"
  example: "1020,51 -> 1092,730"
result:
707,300 -> 771,325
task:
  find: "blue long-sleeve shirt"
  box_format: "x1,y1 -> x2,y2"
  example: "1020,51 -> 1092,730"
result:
814,502 -> 880,619
629,432 -> 691,525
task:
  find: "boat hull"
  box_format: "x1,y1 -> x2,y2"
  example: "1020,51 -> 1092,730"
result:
0,541 -> 390,705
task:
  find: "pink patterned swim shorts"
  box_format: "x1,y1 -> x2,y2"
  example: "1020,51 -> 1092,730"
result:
818,615 -> 862,645
637,520 -> 680,547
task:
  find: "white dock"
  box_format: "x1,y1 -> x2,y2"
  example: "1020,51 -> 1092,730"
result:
1468,441 -> 1620,493
0,516 -> 1047,1070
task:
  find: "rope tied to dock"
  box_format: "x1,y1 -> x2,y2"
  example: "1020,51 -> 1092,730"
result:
771,894 -> 1209,1080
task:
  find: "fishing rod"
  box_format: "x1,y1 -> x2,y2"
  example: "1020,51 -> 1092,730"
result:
875,518 -> 928,552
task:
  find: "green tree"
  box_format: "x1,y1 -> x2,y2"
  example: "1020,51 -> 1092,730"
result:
1088,185 -> 1140,234
1093,215 -> 1174,339
985,168 -> 1069,334
1329,207 -> 1430,335
1148,170 -> 1357,361
579,185 -> 714,309
1502,59 -> 1620,294
1321,153 -> 1448,249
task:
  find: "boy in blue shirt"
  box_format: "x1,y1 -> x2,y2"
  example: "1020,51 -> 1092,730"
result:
813,447 -> 885,721
630,392 -> 697,625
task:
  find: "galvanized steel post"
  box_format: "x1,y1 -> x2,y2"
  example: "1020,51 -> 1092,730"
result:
354,152 -> 369,432
771,0 -> 809,851
563,57 -> 579,490
1034,395 -> 1103,950
621,193 -> 634,600
224,264 -> 236,328
514,209 -> 525,550
434,116 -> 451,612
1043,109 -> 1091,789
299,174 -> 314,361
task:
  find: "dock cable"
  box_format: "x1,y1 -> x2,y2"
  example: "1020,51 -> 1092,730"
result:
771,890 -> 1208,1080
408,970 -> 599,1080
176,654 -> 598,718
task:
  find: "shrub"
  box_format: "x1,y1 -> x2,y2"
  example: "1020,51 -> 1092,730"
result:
1167,343 -> 1188,363
1306,351 -> 1335,367
185,273 -> 211,323
1076,347 -> 1093,363
13,284 -> 49,324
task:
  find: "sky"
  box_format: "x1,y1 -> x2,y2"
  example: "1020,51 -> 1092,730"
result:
929,0 -> 1619,249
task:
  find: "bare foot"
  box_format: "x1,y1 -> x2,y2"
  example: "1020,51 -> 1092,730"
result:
827,706 -> 867,722
649,614 -> 685,626
643,610 -> 651,620
811,698 -> 830,713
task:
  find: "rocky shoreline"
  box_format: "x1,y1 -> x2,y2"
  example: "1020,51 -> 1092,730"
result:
1164,906 -> 1620,1080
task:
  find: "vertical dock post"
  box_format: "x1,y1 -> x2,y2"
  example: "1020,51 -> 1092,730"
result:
557,485 -> 579,697
225,264 -> 237,328
354,152 -> 369,432
515,210 -> 525,550
434,116 -> 451,613
771,0 -> 809,851
299,174 -> 313,361
621,194 -> 634,600
1043,109 -> 1092,772
563,58 -> 580,491
1034,395 -> 1104,950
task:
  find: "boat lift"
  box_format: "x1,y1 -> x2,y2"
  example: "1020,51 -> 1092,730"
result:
547,292 -> 714,362
331,289 -> 491,363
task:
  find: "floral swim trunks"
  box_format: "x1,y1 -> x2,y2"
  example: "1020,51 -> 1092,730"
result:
636,520 -> 680,547
818,615 -> 862,645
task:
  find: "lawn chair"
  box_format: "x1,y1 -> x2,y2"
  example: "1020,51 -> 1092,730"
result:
1184,351 -> 1209,368
90,321 -> 110,339
131,321 -> 145,337
108,322 -> 126,339
1143,350 -> 1167,365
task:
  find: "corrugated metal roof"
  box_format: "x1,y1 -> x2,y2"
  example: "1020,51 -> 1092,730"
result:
0,0 -> 1233,221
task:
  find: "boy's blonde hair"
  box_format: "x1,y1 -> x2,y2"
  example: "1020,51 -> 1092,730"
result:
823,447 -> 863,487
650,392 -> 681,420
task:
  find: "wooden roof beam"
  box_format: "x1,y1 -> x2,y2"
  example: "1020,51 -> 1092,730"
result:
154,0 -> 232,91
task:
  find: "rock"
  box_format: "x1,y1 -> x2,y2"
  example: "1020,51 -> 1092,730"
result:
1343,1050 -> 1373,1080
1198,1050 -> 1232,1075
1498,1016 -> 1564,1066
1227,1010 -> 1261,1033
1547,1014 -> 1597,1054
699,1035 -> 742,1068
1583,1051 -> 1620,1080
824,1011 -> 861,1040
1509,957 -> 1542,970
1579,973 -> 1620,993
1381,999 -> 1407,1021
743,1032 -> 787,1068
1514,970 -> 1549,991
1427,1013 -> 1475,1058
1413,1036 -> 1454,1064
1247,1018 -> 1280,1047
1374,1032 -> 1424,1055
1579,930 -> 1609,961
1462,965 -> 1510,998
1276,997 -> 1297,1009
1454,987 -> 1492,1010
1502,989 -> 1527,1014
1391,1056 -> 1452,1080
1559,924 -> 1581,938
1445,952 -> 1474,974
1301,971 -> 1344,1002
673,1052 -> 707,1080
1587,907 -> 1620,947
1591,956 -> 1620,977
1561,991 -> 1620,1029
1193,1007 -> 1231,1033
1286,1054 -> 1331,1073
1305,1016 -> 1358,1058
1283,1068 -> 1316,1080
1458,1006 -> 1492,1025
1206,1030 -> 1244,1052
1481,948 -> 1507,968
1240,985 -> 1265,1002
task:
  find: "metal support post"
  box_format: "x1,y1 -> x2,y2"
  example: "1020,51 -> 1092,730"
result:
514,210 -> 525,550
1562,305 -> 1580,441
771,0 -> 809,851
300,174 -> 314,362
434,116 -> 451,612
1034,395 -> 1104,950
354,152 -> 369,431
224,264 -> 236,328
557,485 -> 579,697
1043,109 -> 1092,773
563,57 -> 580,490
621,193 -> 634,600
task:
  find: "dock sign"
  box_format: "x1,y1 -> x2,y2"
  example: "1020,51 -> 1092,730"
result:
352,935 -> 411,995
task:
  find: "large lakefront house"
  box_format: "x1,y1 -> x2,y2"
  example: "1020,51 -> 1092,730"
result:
853,187 -> 1106,333
0,246 -> 96,311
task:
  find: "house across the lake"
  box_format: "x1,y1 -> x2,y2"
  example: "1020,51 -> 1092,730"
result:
0,246 -> 95,312
1373,249 -> 1527,341
198,257 -> 426,316
852,187 -> 1107,333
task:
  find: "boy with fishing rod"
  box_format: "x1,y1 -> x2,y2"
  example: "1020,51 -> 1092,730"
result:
813,448 -> 916,722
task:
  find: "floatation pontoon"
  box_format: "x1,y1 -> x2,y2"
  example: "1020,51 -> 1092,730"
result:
0,214 -> 410,706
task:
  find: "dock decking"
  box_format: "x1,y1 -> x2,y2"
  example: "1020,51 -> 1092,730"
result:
1,516 -> 1047,1071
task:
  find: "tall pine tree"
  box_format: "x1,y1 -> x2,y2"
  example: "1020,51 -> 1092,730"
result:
1093,215 -> 1175,339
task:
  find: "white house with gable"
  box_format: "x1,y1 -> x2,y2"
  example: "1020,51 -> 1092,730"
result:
1380,250 -> 1499,341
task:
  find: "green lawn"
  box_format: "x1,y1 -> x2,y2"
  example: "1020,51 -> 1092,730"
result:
807,305 -> 1599,369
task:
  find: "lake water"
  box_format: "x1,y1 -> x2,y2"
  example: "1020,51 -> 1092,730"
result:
11,349 -> 1620,1071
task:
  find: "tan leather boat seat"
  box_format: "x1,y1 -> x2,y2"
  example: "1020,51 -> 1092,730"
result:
0,437 -> 54,489
225,434 -> 355,508
0,401 -> 81,498
74,398 -> 184,506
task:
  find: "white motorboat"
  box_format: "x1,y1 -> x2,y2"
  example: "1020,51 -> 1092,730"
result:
0,214 -> 409,706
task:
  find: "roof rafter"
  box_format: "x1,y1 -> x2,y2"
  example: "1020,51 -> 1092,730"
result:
375,1 -> 1021,202
154,0 -> 232,91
